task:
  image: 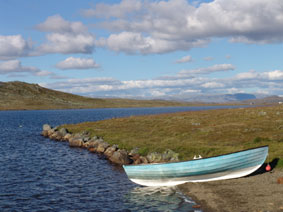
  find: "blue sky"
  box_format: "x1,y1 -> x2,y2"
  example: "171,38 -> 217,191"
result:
1,0 -> 283,99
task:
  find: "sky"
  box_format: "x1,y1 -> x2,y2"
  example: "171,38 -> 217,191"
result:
1,0 -> 283,99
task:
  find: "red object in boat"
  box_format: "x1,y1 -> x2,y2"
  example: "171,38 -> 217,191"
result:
265,164 -> 271,171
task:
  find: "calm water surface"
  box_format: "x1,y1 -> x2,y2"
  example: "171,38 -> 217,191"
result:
0,106 -> 245,211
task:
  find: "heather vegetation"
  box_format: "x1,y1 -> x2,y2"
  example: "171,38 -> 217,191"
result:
62,105 -> 283,168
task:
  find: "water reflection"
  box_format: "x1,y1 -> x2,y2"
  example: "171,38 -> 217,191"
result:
124,186 -> 201,212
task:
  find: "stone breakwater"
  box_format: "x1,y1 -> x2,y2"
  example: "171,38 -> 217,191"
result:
41,124 -> 179,166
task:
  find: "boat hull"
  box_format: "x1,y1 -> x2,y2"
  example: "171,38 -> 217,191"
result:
123,146 -> 268,187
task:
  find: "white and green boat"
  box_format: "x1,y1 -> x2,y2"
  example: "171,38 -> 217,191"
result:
123,146 -> 268,187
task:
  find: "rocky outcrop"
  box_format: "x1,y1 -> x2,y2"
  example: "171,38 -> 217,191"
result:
162,149 -> 179,162
43,124 -> 51,131
104,145 -> 118,158
41,124 -> 51,137
147,149 -> 179,163
41,124 -> 179,166
58,128 -> 68,137
109,150 -> 132,165
147,152 -> 163,163
69,137 -> 84,147
96,141 -> 110,153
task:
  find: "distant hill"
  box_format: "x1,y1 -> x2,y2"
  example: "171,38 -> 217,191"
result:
224,93 -> 256,101
0,81 -> 193,110
241,95 -> 283,105
164,93 -> 258,103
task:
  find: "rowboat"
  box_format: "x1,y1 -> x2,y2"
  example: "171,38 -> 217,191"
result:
123,146 -> 268,186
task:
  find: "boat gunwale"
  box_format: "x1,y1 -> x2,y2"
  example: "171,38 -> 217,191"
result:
123,145 -> 268,167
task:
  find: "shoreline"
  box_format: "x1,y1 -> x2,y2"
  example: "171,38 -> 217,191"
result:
41,124 -> 180,166
178,169 -> 283,212
0,103 -> 255,111
41,124 -> 283,212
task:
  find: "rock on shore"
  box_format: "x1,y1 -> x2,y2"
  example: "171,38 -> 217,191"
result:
41,124 -> 179,166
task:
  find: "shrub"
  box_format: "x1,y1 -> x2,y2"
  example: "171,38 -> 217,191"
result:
253,137 -> 262,143
253,137 -> 271,143
138,147 -> 149,156
277,158 -> 283,169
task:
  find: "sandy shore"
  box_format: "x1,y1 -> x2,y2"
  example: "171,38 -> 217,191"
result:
178,169 -> 283,212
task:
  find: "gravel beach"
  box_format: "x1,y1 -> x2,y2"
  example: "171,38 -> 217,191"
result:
178,169 -> 283,212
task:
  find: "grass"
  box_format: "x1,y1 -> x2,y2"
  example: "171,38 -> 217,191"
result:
62,105 -> 283,168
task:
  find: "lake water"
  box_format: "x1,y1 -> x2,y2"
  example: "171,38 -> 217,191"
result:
0,106 -> 247,211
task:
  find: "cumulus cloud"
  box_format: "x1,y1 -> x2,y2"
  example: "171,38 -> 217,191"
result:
0,16 -> 96,59
175,55 -> 192,63
0,60 -> 60,78
0,60 -> 39,74
81,0 -> 142,18
56,57 -> 100,70
85,0 -> 283,54
36,15 -> 95,55
37,33 -> 95,54
0,60 -> 48,76
235,70 -> 258,80
36,14 -> 88,34
96,31 -> 208,54
0,35 -> 32,60
263,70 -> 283,80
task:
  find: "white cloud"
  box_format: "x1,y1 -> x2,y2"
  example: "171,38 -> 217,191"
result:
39,61 -> 283,98
96,32 -> 153,54
81,0 -> 142,18
235,70 -> 258,80
35,70 -> 54,76
235,70 -> 283,81
0,35 -> 32,60
0,60 -> 39,74
180,89 -> 201,94
36,15 -> 95,55
179,64 -> 235,76
263,70 -> 283,80
96,31 -> 208,54
175,55 -> 192,63
37,33 -> 95,55
87,0 -> 283,54
0,60 -> 60,78
0,16 -> 96,59
201,82 -> 225,88
36,14 -> 88,34
56,57 -> 100,70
